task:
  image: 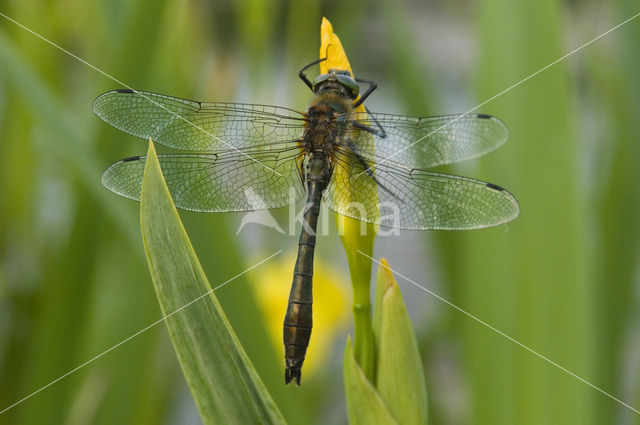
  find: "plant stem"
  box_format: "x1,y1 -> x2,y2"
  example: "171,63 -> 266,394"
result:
340,216 -> 376,382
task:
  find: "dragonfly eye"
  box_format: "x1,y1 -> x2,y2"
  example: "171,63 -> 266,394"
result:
311,71 -> 360,99
335,74 -> 359,99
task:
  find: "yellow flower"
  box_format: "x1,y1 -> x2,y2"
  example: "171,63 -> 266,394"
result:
248,253 -> 350,378
319,18 -> 358,85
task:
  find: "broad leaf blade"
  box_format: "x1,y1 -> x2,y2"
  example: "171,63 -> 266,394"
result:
140,140 -> 285,425
343,337 -> 398,425
375,259 -> 429,425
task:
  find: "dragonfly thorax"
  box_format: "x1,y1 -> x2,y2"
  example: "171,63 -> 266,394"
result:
301,97 -> 351,180
305,96 -> 352,143
308,92 -> 353,117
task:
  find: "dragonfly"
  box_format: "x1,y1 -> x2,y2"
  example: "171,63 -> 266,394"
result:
93,58 -> 519,385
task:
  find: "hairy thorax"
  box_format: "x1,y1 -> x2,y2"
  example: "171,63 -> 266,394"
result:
303,92 -> 353,156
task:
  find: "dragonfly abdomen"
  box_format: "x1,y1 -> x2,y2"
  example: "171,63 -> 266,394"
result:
283,156 -> 329,385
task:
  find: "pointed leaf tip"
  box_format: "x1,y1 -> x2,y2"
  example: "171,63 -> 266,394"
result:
140,141 -> 285,424
378,258 -> 396,293
375,261 -> 428,425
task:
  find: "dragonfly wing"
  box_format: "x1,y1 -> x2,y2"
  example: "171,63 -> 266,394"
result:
325,149 -> 519,230
93,90 -> 308,151
102,148 -> 305,212
346,112 -> 508,169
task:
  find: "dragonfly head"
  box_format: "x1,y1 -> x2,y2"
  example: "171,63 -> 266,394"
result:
312,70 -> 360,100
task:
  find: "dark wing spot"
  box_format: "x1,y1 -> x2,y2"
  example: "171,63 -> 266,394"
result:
477,113 -> 492,119
121,156 -> 141,162
486,182 -> 505,191
116,88 -> 134,93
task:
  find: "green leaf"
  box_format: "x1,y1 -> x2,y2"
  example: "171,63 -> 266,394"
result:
343,337 -> 398,425
374,259 -> 429,425
140,140 -> 286,425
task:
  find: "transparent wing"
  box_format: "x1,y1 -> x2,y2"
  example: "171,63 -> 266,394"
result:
102,147 -> 305,212
325,148 -> 519,230
93,90 -> 308,151
345,112 -> 508,169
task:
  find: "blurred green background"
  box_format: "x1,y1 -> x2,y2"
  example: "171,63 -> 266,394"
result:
1,1 -> 639,424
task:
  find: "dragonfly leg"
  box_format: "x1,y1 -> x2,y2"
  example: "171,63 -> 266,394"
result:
340,138 -> 404,204
366,107 -> 387,138
352,117 -> 387,139
299,57 -> 328,92
353,78 -> 377,108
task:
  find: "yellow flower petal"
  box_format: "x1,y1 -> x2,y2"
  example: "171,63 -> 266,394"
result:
319,17 -> 365,114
